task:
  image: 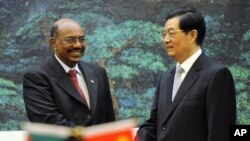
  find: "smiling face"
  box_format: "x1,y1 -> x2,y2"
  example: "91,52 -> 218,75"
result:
163,16 -> 199,64
50,19 -> 86,68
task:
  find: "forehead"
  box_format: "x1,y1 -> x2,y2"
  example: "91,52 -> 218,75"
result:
164,16 -> 181,30
57,22 -> 84,37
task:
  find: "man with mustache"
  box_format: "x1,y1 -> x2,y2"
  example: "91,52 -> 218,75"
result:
23,18 -> 115,127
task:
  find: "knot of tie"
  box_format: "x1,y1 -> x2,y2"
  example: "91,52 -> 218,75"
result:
68,69 -> 77,78
176,66 -> 184,75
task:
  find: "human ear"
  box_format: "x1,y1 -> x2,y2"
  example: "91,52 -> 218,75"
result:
189,30 -> 198,44
49,37 -> 57,51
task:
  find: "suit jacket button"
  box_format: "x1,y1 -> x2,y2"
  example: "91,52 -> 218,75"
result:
162,126 -> 166,130
86,115 -> 91,119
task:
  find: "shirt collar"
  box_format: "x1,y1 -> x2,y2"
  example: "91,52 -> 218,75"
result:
54,54 -> 81,74
176,49 -> 202,73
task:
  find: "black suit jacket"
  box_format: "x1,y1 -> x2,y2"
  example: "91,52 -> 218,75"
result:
137,53 -> 236,141
23,56 -> 115,127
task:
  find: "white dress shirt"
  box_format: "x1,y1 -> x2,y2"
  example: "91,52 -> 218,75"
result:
172,49 -> 202,101
176,49 -> 202,81
55,54 -> 90,108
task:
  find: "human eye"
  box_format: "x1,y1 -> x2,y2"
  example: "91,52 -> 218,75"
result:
168,29 -> 174,37
79,36 -> 85,43
162,31 -> 166,36
65,37 -> 76,44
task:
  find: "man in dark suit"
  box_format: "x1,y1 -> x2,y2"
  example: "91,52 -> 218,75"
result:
23,18 -> 115,127
137,6 -> 236,141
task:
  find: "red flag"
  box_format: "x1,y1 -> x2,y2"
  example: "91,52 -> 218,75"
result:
83,119 -> 137,141
84,128 -> 133,141
26,135 -> 32,141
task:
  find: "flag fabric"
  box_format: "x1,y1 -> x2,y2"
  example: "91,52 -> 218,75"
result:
84,129 -> 133,141
83,119 -> 137,141
27,134 -> 66,141
23,118 -> 137,141
23,122 -> 72,141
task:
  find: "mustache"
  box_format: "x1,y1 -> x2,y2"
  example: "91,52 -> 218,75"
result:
68,48 -> 85,52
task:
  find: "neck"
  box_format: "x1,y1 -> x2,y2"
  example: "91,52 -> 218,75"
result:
176,45 -> 200,64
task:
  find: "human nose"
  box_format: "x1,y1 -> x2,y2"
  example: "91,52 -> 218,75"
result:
74,39 -> 84,48
163,34 -> 171,43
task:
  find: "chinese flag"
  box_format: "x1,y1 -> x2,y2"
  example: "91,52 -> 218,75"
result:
84,128 -> 134,141
83,119 -> 137,141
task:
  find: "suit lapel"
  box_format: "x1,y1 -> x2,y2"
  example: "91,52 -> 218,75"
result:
78,62 -> 98,114
56,74 -> 85,104
169,68 -> 199,108
161,53 -> 207,124
47,57 -> 88,105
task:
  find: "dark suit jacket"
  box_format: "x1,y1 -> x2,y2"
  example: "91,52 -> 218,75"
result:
23,56 -> 115,127
137,53 -> 236,141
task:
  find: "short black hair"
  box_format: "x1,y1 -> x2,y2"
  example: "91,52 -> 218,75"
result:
50,23 -> 58,37
166,6 -> 206,46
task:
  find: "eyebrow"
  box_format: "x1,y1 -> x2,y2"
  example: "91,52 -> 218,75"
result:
163,27 -> 175,31
168,27 -> 177,31
66,35 -> 85,38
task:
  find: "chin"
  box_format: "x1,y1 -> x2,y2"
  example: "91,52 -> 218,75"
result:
167,52 -> 175,57
70,58 -> 81,64
74,59 -> 81,63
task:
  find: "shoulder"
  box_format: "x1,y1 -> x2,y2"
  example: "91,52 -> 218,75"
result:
79,61 -> 106,72
200,57 -> 233,81
23,57 -> 56,77
23,63 -> 49,85
194,53 -> 228,73
204,57 -> 229,72
80,61 -> 104,69
79,61 -> 107,77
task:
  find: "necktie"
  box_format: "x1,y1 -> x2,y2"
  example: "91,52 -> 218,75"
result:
68,69 -> 88,107
172,66 -> 184,101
